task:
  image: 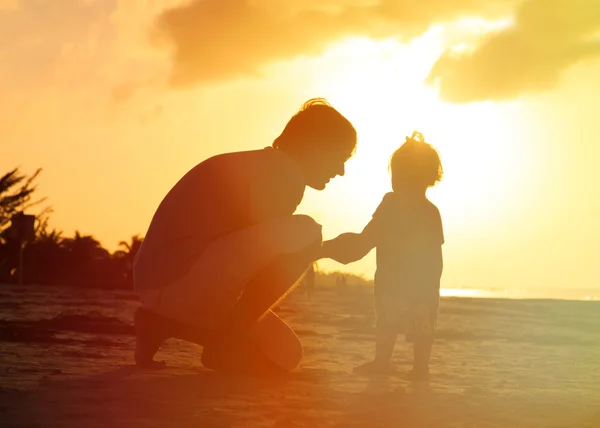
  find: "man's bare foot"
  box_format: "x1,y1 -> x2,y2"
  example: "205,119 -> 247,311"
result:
134,307 -> 173,368
353,360 -> 394,375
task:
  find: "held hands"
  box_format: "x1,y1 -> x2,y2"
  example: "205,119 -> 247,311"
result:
320,233 -> 370,265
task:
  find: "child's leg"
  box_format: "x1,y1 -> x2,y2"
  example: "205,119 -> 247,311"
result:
408,299 -> 438,380
412,337 -> 433,373
406,338 -> 433,381
354,320 -> 397,374
374,323 -> 397,365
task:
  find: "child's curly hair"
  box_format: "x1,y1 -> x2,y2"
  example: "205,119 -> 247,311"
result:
389,131 -> 443,191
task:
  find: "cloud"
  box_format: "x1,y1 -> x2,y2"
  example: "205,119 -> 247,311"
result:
0,0 -> 18,10
0,0 -> 175,111
427,0 -> 600,103
154,0 -> 510,87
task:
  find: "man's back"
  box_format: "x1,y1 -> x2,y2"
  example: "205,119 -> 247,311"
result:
135,148 -> 305,290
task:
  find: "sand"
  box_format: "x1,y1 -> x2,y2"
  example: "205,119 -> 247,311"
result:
1,282 -> 600,428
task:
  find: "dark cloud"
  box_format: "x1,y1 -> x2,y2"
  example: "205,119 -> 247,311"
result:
154,0 -> 509,87
427,0 -> 600,103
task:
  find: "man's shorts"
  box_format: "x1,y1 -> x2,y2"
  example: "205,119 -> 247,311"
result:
137,215 -> 322,331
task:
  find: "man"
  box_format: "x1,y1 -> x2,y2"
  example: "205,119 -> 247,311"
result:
133,98 -> 357,375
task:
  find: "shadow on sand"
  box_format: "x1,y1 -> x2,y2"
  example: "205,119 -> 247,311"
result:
2,364 -> 443,428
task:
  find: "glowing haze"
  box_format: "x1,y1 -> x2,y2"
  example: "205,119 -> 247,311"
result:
2,0 -> 599,293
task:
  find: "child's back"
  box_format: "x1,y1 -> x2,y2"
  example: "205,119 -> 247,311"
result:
371,191 -> 444,303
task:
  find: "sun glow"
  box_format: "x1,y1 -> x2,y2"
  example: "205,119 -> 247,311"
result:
298,34 -> 533,240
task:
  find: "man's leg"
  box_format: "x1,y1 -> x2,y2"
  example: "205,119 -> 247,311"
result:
134,214 -> 321,370
134,306 -> 214,368
201,310 -> 303,376
201,236 -> 321,372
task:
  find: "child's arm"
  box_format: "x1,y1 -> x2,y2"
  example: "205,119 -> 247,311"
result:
320,193 -> 391,264
320,233 -> 371,265
320,225 -> 377,265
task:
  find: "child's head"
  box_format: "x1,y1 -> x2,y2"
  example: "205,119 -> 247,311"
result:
273,98 -> 357,190
389,131 -> 443,192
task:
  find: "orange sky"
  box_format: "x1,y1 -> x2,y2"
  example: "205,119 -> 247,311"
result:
2,0 -> 599,291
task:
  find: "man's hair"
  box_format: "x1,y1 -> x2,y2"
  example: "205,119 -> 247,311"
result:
389,131 -> 443,190
273,98 -> 357,156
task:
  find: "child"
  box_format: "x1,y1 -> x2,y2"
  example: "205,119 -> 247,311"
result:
321,131 -> 444,380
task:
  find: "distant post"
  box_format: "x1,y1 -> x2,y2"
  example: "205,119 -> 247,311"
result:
8,212 -> 36,285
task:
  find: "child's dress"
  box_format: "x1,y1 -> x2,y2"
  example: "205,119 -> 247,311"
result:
365,192 -> 444,342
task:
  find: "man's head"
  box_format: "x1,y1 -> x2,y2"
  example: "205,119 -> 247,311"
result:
273,99 -> 357,190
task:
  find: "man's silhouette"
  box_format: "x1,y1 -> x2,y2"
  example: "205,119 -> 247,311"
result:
133,99 -> 357,375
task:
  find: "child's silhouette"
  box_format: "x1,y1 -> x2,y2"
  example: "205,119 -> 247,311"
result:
321,132 -> 444,380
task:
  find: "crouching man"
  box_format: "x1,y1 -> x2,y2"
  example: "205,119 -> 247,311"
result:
133,99 -> 357,376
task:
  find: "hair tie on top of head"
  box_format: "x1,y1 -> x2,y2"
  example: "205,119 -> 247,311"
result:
405,131 -> 425,146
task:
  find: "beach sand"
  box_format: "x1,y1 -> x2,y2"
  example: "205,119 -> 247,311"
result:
1,282 -> 599,428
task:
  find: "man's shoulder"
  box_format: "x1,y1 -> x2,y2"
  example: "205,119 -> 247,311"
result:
205,148 -> 264,164
260,148 -> 305,186
224,147 -> 296,169
187,149 -> 271,175
195,148 -> 304,190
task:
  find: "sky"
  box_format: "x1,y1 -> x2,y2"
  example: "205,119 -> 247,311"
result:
2,0 -> 599,292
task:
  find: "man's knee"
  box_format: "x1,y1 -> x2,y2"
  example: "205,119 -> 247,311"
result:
291,215 -> 322,256
254,313 -> 303,372
291,215 -> 322,242
287,335 -> 303,371
273,329 -> 303,372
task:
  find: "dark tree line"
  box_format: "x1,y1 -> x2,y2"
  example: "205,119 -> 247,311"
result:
0,168 -> 142,289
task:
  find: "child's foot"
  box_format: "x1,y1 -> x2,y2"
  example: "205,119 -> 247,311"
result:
353,360 -> 393,375
134,307 -> 174,368
406,367 -> 430,382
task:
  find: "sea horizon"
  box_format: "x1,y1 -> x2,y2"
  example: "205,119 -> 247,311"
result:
1,282 -> 599,302
440,287 -> 600,301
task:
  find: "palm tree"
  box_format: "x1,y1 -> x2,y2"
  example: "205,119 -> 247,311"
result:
58,231 -> 111,286
24,226 -> 66,284
113,235 -> 143,286
115,234 -> 143,262
62,231 -> 109,265
0,168 -> 45,238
